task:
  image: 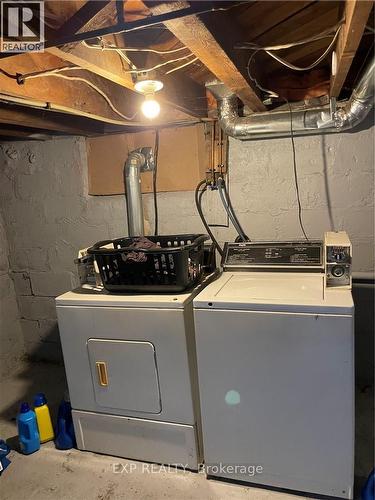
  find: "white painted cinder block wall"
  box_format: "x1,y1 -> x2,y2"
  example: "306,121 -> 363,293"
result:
0,210 -> 24,375
0,123 -> 373,361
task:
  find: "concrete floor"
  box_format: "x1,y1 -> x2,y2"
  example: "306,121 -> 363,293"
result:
0,362 -> 373,500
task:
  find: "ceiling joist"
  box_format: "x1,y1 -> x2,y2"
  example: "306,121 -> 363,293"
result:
330,0 -> 373,97
0,0 -> 372,139
0,104 -> 104,135
144,1 -> 266,112
51,1 -> 113,39
46,2 -> 207,117
0,52 -> 140,126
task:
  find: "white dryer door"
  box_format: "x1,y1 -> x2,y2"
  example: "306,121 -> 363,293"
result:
88,339 -> 161,413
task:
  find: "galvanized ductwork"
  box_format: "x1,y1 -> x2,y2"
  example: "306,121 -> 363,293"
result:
207,57 -> 375,140
124,147 -> 154,236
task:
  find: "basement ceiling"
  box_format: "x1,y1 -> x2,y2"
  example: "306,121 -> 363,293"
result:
0,0 -> 373,139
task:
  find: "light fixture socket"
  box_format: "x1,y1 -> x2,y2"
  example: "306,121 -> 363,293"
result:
134,73 -> 163,94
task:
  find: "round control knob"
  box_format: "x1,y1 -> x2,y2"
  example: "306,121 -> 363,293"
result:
332,265 -> 345,278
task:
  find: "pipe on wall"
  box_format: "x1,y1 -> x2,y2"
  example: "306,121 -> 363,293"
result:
207,57 -> 375,140
124,148 -> 154,236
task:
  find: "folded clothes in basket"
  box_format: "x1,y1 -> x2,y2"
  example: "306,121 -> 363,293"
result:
123,237 -> 159,263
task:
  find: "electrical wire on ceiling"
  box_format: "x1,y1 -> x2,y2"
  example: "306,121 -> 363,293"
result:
20,54 -> 197,78
115,47 -> 137,70
122,53 -> 198,74
240,21 -> 343,72
263,27 -> 341,72
165,57 -> 198,75
246,50 -> 280,99
83,39 -> 191,55
19,70 -> 137,121
83,38 -> 197,75
0,89 -> 209,129
236,22 -> 344,51
18,65 -> 83,81
0,68 -> 20,80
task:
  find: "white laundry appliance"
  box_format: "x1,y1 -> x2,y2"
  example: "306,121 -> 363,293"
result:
193,232 -> 354,498
56,275 -> 214,469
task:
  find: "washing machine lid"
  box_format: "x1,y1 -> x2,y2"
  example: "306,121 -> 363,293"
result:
193,272 -> 354,314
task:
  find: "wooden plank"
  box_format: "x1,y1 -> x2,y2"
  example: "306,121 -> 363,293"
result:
48,43 -> 208,118
44,1 -> 86,30
52,1 -> 112,38
0,52 -> 141,125
0,127 -> 49,140
260,36 -> 337,78
144,1 -> 265,112
251,1 -> 342,91
87,124 -> 209,195
236,1 -> 314,40
46,2 -> 207,117
330,0 -> 373,97
47,44 -> 135,89
0,104 -> 104,135
256,1 -> 342,46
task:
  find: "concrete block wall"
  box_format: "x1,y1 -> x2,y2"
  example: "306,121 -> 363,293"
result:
0,123 -> 373,363
0,211 -> 24,377
0,138 -> 129,362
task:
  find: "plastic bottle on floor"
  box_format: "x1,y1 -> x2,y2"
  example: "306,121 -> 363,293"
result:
55,393 -> 76,450
17,402 -> 40,455
33,393 -> 54,443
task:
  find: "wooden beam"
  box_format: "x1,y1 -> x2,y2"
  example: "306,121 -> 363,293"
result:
0,104 -> 104,135
0,126 -> 50,140
47,44 -> 207,117
45,2 -> 207,117
330,0 -> 373,97
52,1 -> 112,38
46,3 -> 133,87
0,52 -> 141,125
237,1 -> 314,41
47,44 -> 135,88
144,1 -> 265,112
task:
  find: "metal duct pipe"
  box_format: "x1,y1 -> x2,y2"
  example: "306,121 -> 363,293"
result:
207,57 -> 375,140
124,147 -> 155,236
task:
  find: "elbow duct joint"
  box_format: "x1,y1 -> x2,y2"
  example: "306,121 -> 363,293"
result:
207,57 -> 374,140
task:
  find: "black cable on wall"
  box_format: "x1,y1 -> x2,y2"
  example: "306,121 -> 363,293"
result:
153,129 -> 160,236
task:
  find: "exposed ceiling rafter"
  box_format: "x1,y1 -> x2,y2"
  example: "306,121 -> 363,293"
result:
330,0 -> 373,97
144,1 -> 266,112
0,103 -> 105,135
0,52 -> 141,126
45,1 -> 207,117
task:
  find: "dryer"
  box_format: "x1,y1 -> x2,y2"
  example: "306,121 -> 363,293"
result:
193,233 -> 354,498
56,276 -> 214,469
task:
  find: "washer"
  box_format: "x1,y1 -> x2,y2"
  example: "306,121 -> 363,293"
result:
56,277 -> 214,469
193,235 -> 354,498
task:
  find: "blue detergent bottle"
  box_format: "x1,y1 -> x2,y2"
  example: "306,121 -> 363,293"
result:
362,468 -> 375,500
17,402 -> 40,454
55,396 -> 76,450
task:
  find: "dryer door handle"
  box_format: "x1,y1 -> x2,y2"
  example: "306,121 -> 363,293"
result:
96,361 -> 109,387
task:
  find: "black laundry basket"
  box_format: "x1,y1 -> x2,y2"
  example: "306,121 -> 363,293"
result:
87,234 -> 209,293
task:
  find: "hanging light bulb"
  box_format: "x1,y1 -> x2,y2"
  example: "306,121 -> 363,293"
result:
141,94 -> 161,119
134,77 -> 163,120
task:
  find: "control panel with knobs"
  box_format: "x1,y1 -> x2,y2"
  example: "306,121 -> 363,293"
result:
324,232 -> 352,288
